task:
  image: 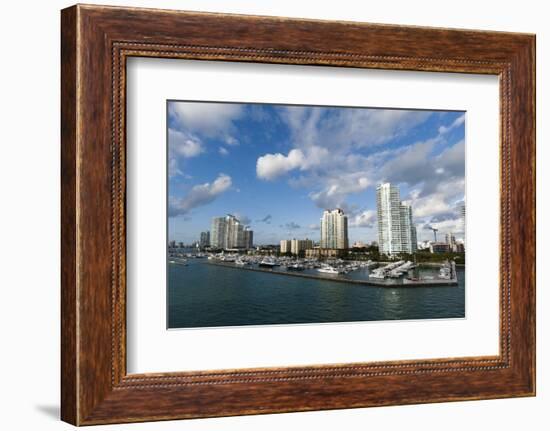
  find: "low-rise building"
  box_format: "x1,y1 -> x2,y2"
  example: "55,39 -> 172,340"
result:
305,248 -> 346,258
429,242 -> 450,253
280,239 -> 291,254
290,238 -> 313,255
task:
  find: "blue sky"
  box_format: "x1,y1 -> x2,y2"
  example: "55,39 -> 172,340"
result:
167,101 -> 465,245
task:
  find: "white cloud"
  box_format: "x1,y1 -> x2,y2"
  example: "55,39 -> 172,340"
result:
169,174 -> 232,217
168,158 -> 182,178
435,139 -> 465,177
218,147 -> 229,156
350,210 -> 377,228
256,146 -> 330,181
438,113 -> 465,135
256,149 -> 305,180
168,128 -> 204,158
168,129 -> 204,178
169,102 -> 243,138
407,177 -> 465,219
309,173 -> 372,209
224,136 -> 239,146
380,140 -> 437,186
265,107 -> 448,214
278,106 -> 432,151
428,217 -> 464,235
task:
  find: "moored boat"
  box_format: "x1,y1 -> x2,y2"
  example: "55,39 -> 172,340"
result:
259,258 -> 277,268
317,265 -> 342,274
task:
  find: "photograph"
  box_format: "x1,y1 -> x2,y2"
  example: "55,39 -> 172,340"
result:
167,101 -> 467,329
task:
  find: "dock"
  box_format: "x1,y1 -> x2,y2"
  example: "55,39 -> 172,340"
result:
205,261 -> 458,288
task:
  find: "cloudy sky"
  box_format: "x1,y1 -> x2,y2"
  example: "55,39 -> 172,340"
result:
167,101 -> 465,245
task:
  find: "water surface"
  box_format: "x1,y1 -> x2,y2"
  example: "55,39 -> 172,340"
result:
168,260 -> 465,328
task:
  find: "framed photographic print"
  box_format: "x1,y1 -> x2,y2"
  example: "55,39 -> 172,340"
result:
61,4 -> 536,425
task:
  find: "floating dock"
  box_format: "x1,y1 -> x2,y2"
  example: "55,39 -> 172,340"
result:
205,261 -> 458,288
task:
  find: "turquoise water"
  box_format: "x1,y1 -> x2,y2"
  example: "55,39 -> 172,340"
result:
168,260 -> 465,328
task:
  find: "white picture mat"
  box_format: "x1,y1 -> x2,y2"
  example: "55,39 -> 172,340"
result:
126,58 -> 500,374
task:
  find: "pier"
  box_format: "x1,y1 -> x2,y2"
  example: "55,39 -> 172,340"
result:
205,261 -> 458,288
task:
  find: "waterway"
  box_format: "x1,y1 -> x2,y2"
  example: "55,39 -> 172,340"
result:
168,259 -> 465,328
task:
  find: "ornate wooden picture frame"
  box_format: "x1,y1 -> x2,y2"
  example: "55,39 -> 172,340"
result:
61,4 -> 535,425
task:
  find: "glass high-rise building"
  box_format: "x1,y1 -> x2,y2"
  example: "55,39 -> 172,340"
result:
320,209 -> 349,249
199,231 -> 210,247
243,227 -> 253,249
376,183 -> 417,255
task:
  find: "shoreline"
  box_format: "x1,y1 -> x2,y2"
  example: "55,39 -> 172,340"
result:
203,261 -> 458,288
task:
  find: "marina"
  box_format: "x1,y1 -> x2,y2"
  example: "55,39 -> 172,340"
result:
170,252 -> 458,288
204,259 -> 458,287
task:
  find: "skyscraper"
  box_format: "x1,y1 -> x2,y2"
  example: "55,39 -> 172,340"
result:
210,217 -> 226,248
376,183 -> 417,255
320,209 -> 349,249
243,227 -> 253,249
210,215 -> 253,249
199,231 -> 210,247
400,203 -> 417,254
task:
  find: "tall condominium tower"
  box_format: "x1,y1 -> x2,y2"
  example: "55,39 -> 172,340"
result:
210,217 -> 226,248
320,208 -> 349,249
210,215 -> 253,249
376,183 -> 417,255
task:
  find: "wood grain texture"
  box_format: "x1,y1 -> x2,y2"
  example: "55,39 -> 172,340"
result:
60,4 -> 536,425
60,5 -> 78,425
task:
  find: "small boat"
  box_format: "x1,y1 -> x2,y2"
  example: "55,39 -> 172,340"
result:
220,256 -> 235,262
259,258 -> 277,268
369,269 -> 386,279
286,264 -> 305,271
235,259 -> 249,266
317,266 -> 341,274
438,261 -> 452,279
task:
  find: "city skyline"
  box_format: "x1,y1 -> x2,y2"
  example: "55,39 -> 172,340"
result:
168,101 -> 465,245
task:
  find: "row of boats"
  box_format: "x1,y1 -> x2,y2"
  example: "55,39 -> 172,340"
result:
369,260 -> 456,282
171,252 -> 456,284
369,260 -> 416,279
208,253 -> 376,275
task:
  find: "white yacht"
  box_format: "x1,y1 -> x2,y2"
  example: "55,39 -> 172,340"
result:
259,258 -> 277,268
317,266 -> 341,275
